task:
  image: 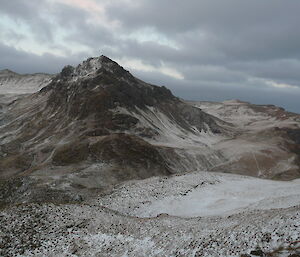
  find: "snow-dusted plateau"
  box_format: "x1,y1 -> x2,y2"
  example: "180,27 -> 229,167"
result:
0,56 -> 299,257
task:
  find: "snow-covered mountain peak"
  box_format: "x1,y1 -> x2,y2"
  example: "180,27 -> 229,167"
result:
59,55 -> 131,82
75,55 -> 107,75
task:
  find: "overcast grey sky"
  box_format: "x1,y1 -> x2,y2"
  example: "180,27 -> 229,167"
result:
1,0 -> 300,113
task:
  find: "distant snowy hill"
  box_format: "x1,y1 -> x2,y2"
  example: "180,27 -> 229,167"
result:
188,100 -> 300,180
0,69 -> 53,94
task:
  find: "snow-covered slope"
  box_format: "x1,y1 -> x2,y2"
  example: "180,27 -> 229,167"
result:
112,105 -> 228,172
1,171 -> 299,257
188,100 -> 300,179
191,100 -> 300,129
0,69 -> 53,94
95,171 -> 300,218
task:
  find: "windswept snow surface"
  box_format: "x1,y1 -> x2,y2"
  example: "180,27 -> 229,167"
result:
0,70 -> 52,94
190,100 -> 300,129
96,171 -> 300,218
187,100 -> 300,178
114,105 -> 225,148
2,171 -> 299,257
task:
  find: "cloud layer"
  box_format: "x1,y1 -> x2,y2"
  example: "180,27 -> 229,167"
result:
1,0 -> 300,112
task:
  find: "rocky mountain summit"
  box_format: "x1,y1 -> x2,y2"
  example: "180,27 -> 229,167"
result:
0,56 -> 230,207
0,56 -> 300,209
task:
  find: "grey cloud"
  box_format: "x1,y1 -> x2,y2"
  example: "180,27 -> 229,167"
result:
130,68 -> 300,114
1,0 -> 300,112
0,0 -> 54,42
0,43 -> 88,74
180,65 -> 247,84
108,0 -> 300,38
107,0 -> 300,62
228,59 -> 300,86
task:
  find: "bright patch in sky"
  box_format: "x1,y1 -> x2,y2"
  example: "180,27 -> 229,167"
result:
0,21 -> 54,56
121,27 -> 180,49
117,58 -> 184,80
265,80 -> 299,89
52,0 -> 120,28
1,0 -> 300,112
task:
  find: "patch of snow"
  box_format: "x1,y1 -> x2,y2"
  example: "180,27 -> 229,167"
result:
190,100 -> 299,130
95,171 -> 300,218
0,73 -> 52,94
113,105 -> 224,148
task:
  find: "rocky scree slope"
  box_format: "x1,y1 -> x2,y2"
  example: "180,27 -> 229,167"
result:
0,56 -> 228,206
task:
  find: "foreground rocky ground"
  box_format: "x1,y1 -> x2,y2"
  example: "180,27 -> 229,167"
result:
0,172 -> 299,257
